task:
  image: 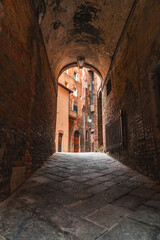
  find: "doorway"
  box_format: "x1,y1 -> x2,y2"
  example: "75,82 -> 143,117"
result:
58,133 -> 63,152
74,131 -> 79,152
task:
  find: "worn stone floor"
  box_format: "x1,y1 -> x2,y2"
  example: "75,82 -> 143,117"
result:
0,153 -> 160,240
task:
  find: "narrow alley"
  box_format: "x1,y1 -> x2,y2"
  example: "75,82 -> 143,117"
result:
0,0 -> 160,239
0,153 -> 160,240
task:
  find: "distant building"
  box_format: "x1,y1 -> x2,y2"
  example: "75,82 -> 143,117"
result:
55,67 -> 102,152
89,71 -> 103,152
55,83 -> 72,152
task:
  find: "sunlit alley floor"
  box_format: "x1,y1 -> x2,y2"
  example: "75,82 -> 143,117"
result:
0,153 -> 160,240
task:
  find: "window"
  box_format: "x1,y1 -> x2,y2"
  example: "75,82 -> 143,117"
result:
65,81 -> 68,87
91,112 -> 94,129
73,87 -> 77,97
74,71 -> 77,81
73,104 -> 78,114
72,99 -> 74,110
86,130 -> 88,141
87,114 -> 91,123
107,79 -> 112,96
91,81 -> 94,104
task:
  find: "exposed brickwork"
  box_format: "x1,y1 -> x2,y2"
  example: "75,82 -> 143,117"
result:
92,74 -> 101,151
0,0 -> 57,202
98,91 -> 103,147
102,1 -> 160,180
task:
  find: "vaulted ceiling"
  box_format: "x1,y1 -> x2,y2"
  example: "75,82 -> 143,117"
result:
41,0 -> 135,81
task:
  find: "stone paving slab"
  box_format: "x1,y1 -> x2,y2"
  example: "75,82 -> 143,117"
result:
82,172 -> 103,179
47,209 -> 105,240
129,205 -> 160,228
0,152 -> 160,240
101,181 -> 116,188
130,186 -> 158,199
111,175 -> 130,183
84,176 -> 110,186
112,194 -> 143,211
144,199 -> 160,209
118,179 -> 144,190
85,204 -> 132,229
97,218 -> 160,240
67,175 -> 89,182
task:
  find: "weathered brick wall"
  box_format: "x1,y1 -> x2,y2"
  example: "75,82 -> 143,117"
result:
93,74 -> 99,152
98,91 -> 103,147
102,1 -> 160,179
0,0 -> 57,202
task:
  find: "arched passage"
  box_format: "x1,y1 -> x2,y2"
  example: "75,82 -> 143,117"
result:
41,0 -> 135,84
0,0 -> 160,238
56,67 -> 102,153
0,0 -> 160,204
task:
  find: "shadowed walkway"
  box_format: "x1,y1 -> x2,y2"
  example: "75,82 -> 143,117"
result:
0,153 -> 160,239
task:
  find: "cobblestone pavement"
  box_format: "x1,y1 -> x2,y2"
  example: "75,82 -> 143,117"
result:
0,153 -> 160,240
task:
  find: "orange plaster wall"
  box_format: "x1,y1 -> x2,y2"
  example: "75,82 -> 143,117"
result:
56,85 -> 69,152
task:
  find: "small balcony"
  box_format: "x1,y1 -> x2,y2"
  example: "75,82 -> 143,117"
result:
69,109 -> 77,119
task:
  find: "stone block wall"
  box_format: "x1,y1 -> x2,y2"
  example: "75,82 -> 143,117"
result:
102,1 -> 160,179
0,0 -> 57,202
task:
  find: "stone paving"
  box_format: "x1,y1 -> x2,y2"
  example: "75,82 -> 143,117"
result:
0,153 -> 160,240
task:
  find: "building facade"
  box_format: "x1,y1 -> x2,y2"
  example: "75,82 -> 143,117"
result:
55,83 -> 72,152
56,67 -> 102,152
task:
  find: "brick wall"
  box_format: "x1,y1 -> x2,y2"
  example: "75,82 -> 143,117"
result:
98,91 -> 103,147
0,0 -> 57,202
102,1 -> 160,180
93,74 -> 99,152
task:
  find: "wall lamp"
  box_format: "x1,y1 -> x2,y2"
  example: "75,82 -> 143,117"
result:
77,57 -> 85,69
